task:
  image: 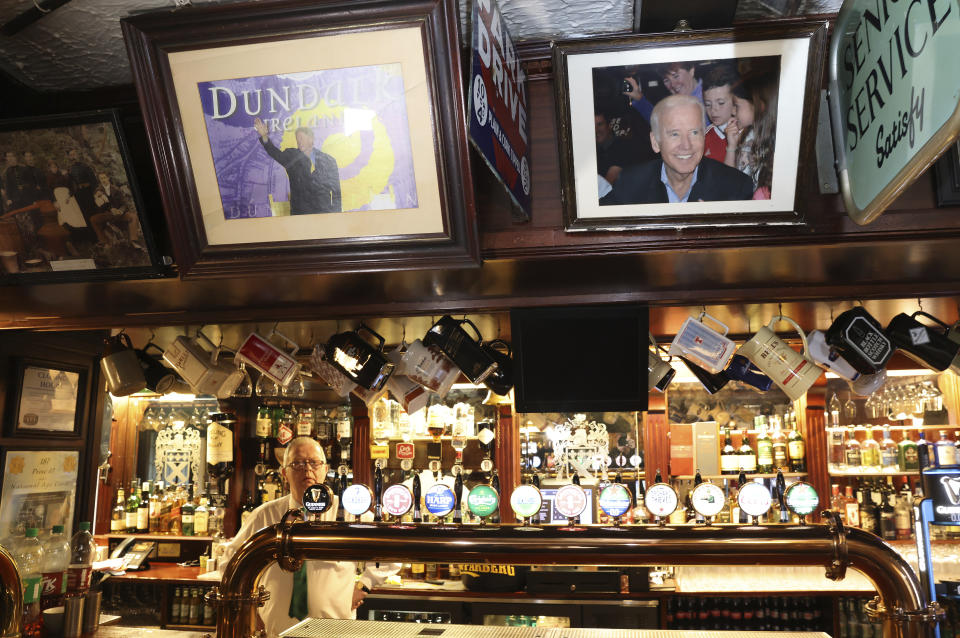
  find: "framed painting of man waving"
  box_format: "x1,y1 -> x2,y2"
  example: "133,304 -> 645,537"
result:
554,21 -> 828,232
122,0 -> 477,279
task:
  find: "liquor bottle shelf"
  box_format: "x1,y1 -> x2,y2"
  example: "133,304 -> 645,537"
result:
826,425 -> 959,431
672,472 -> 807,480
827,470 -> 920,477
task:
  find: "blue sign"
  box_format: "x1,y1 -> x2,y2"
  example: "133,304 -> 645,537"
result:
424,484 -> 456,517
468,0 -> 532,220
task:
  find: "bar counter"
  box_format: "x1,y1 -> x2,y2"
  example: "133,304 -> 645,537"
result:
95,628 -> 208,638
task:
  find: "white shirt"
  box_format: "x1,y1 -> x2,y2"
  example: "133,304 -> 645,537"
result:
223,494 -> 399,637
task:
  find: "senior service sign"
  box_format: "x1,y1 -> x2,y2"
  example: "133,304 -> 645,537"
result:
468,0 -> 532,220
828,0 -> 960,225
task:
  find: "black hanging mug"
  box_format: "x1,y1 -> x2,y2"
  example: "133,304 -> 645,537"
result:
136,343 -> 178,394
422,316 -> 498,385
323,323 -> 396,390
482,339 -> 513,396
886,311 -> 960,373
680,356 -> 729,395
825,307 -> 894,375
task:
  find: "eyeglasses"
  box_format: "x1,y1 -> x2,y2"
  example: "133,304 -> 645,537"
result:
286,460 -> 325,472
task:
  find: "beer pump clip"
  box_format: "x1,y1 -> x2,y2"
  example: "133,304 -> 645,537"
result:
644,469 -> 679,527
510,483 -> 543,531
302,484 -> 334,523
737,479 -> 773,525
466,484 -> 499,526
597,481 -> 633,528
783,481 -> 820,526
554,481 -> 588,529
689,470 -> 726,525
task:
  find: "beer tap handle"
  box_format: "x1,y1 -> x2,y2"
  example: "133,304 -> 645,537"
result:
412,473 -> 422,523
491,470 -> 501,524
453,468 -> 463,524
336,468 -> 347,522
374,465 -> 383,522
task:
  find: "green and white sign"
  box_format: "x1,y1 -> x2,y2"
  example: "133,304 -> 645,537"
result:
829,0 -> 960,224
467,484 -> 499,518
509,484 -> 543,519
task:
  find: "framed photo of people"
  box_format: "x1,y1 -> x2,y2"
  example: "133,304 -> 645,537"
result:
121,0 -> 479,279
0,110 -> 164,283
553,21 -> 828,232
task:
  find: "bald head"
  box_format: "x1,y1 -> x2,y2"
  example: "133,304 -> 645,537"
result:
283,436 -> 326,466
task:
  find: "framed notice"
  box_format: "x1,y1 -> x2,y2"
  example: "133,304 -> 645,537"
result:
553,21 -> 827,231
121,0 -> 478,279
0,449 -> 79,539
11,361 -> 85,436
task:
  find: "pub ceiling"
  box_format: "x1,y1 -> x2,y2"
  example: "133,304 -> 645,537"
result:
0,0 -> 843,92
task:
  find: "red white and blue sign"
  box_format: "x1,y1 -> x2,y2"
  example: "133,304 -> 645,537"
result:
424,484 -> 457,517
468,0 -> 532,219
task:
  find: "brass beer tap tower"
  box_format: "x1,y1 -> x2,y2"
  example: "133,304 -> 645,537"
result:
212,510 -> 941,638
0,544 -> 23,638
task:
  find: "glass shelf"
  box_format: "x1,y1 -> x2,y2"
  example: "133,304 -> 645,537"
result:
672,472 -> 808,480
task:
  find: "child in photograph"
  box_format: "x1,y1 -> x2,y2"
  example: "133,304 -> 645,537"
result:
701,64 -> 739,163
724,72 -> 779,200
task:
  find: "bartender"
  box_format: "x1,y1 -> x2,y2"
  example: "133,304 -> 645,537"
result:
224,437 -> 398,636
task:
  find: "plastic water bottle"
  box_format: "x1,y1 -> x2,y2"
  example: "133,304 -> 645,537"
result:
15,527 -> 45,637
41,524 -> 70,610
66,521 -> 96,595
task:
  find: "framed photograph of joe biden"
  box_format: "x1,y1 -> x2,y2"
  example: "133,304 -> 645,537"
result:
553,21 -> 828,232
122,0 -> 478,279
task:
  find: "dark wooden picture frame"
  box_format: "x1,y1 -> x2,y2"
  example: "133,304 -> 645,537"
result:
121,0 -> 479,280
7,358 -> 88,438
935,141 -> 960,207
553,21 -> 828,232
0,109 -> 165,284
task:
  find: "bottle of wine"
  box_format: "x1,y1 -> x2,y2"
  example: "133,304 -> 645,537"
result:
787,426 -> 806,472
756,421 -> 774,473
720,429 -> 739,475
738,431 -> 757,473
149,481 -> 162,534
240,490 -> 256,528
112,488 -> 126,533
137,481 -> 150,533
206,411 -> 236,491
771,417 -> 788,472
125,479 -> 140,533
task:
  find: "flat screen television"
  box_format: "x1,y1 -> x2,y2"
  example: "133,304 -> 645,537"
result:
510,304 -> 648,413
